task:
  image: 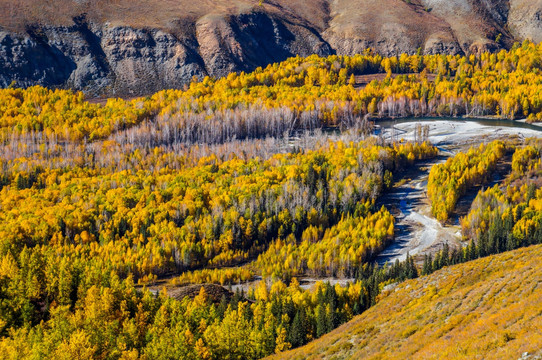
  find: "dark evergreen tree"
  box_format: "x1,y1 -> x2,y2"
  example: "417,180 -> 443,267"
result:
422,254 -> 432,275
405,252 -> 418,279
316,304 -> 326,338
441,243 -> 449,268
217,294 -> 228,319
288,310 -> 305,347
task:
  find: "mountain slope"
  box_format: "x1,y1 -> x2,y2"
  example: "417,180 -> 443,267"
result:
267,245 -> 542,360
2,0 -> 542,95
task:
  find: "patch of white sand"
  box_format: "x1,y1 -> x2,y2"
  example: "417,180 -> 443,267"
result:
402,211 -> 441,258
383,120 -> 542,146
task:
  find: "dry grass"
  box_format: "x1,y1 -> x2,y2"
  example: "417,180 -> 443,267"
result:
267,244 -> 542,360
0,0 -> 330,33
0,0 -> 238,32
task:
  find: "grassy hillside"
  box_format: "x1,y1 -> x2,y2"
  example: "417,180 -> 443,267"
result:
0,0 -> 328,33
0,0 -> 515,50
268,244 -> 542,360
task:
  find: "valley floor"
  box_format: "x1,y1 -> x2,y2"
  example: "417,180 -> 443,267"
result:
376,155 -> 460,265
374,119 -> 542,264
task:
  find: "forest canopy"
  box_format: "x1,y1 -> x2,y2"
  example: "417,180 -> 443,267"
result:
2,42 -> 542,359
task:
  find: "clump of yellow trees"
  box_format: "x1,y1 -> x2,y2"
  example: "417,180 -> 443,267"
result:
428,140 -> 507,222
461,139 -> 542,251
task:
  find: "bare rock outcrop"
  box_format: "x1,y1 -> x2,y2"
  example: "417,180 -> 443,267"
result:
508,0 -> 542,43
1,0 -> 542,96
323,0 -> 462,56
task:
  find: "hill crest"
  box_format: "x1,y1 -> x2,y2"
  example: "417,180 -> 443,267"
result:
2,0 -> 542,95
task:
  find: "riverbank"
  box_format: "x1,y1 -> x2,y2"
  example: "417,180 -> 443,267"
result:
380,119 -> 542,147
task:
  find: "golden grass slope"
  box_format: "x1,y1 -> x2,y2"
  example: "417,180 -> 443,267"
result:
0,0 -> 329,33
267,245 -> 542,360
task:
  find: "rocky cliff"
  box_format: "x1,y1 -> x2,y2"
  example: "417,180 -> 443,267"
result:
1,0 -> 542,96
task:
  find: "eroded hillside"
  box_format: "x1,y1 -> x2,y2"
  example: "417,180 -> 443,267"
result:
2,0 -> 542,95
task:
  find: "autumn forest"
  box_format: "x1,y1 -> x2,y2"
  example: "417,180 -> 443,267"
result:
2,41 -> 542,359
